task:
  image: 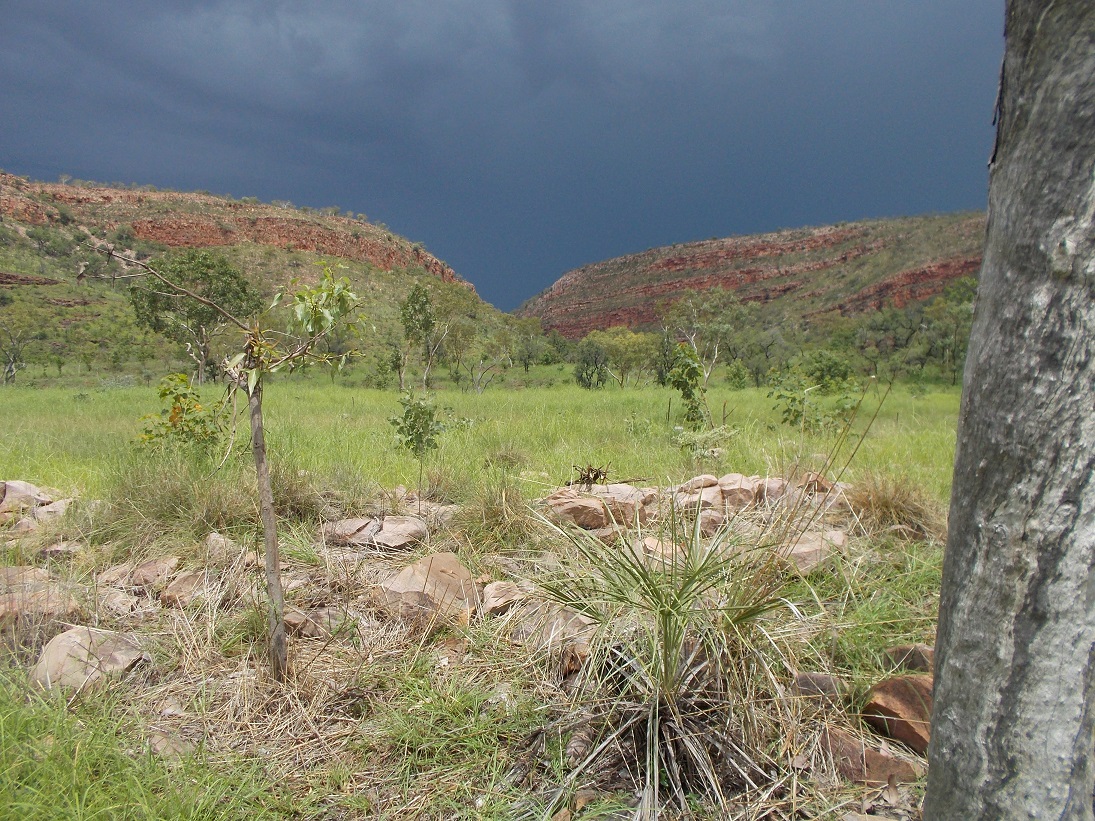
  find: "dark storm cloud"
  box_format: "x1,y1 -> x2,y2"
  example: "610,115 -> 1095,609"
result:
0,1 -> 1003,309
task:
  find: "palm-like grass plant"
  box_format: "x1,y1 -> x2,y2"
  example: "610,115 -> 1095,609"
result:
538,509 -> 797,817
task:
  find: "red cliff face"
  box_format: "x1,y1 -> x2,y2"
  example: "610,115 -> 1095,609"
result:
519,215 -> 985,338
0,173 -> 468,290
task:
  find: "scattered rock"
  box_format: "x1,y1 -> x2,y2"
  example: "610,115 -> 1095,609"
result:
480,580 -> 529,616
132,556 -> 181,589
379,552 -> 481,624
797,472 -> 833,494
284,606 -> 348,638
30,626 -> 148,691
697,508 -> 725,537
39,540 -> 84,561
0,566 -> 50,588
543,488 -> 610,530
160,570 -> 212,608
0,568 -> 82,628
885,643 -> 935,673
586,483 -> 653,526
717,473 -> 758,509
821,726 -> 923,785
321,516 -> 428,550
98,588 -> 144,616
862,674 -> 933,755
674,484 -> 724,511
203,532 -> 240,562
793,671 -> 846,704
783,530 -> 847,572
148,728 -> 195,759
0,480 -> 52,519
679,474 -> 720,493
100,556 -> 180,591
506,599 -> 595,654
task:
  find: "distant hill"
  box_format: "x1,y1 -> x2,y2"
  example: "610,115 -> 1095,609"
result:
0,171 -> 467,288
517,213 -> 984,338
0,172 -> 501,382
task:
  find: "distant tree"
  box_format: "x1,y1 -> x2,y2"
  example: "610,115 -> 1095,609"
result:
130,250 -> 262,384
660,288 -> 751,387
574,337 -> 609,389
0,302 -> 42,384
587,326 -> 657,387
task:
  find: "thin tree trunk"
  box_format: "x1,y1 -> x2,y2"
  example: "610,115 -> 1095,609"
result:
248,379 -> 288,682
924,3 -> 1095,818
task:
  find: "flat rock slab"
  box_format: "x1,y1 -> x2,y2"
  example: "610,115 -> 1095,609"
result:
30,626 -> 148,691
284,606 -> 349,639
379,551 -> 481,623
98,556 -> 181,590
0,570 -> 83,627
160,570 -> 213,608
821,726 -> 924,785
783,530 -> 848,572
322,516 -> 427,550
863,674 -> 933,755
0,480 -> 52,517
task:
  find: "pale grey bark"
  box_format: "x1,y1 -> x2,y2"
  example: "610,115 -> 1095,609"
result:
924,2 -> 1095,819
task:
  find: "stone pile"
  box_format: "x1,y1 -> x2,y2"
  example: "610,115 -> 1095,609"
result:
0,479 -> 73,534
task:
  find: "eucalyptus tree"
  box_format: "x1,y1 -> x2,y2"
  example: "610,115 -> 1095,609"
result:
924,3 -> 1095,817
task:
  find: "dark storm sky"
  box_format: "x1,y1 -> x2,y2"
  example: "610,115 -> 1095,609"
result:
0,1 -> 1004,310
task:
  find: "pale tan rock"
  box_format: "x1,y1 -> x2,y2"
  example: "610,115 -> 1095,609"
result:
628,535 -> 685,567
284,606 -> 348,638
543,488 -> 609,530
0,480 -> 52,514
784,530 -> 847,572
796,471 -> 833,494
39,541 -> 84,561
160,570 -> 211,608
586,483 -> 651,526
29,498 -> 71,522
97,562 -> 134,587
203,531 -> 240,561
0,566 -> 50,589
674,484 -> 723,511
679,474 -> 720,492
98,588 -> 143,615
148,728 -> 194,759
374,516 -> 429,549
321,516 -> 427,550
481,580 -> 528,615
863,674 -> 934,755
507,599 -> 595,654
30,626 -> 147,691
379,552 -> 481,623
718,473 -> 758,510
130,556 -> 180,589
0,579 -> 81,627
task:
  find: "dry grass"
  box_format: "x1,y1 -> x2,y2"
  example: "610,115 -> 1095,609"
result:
844,471 -> 946,543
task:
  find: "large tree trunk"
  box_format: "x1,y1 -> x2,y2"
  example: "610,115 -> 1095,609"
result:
248,380 -> 289,682
924,3 -> 1095,819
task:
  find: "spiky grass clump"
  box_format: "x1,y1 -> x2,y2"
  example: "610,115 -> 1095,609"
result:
538,513 -> 799,815
845,470 -> 946,543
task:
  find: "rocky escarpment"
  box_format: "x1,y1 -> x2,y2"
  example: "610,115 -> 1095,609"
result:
518,213 -> 984,338
0,172 -> 468,289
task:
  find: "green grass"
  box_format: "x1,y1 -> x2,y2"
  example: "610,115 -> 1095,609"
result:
0,376 -> 958,818
0,670 -> 310,820
0,378 -> 960,505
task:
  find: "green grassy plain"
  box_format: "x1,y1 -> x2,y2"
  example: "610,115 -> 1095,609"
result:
0,376 -> 959,819
0,376 -> 960,503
